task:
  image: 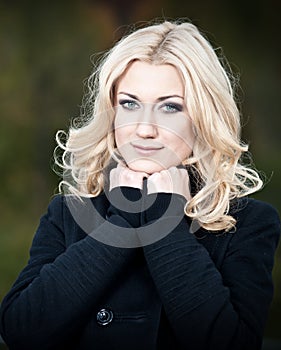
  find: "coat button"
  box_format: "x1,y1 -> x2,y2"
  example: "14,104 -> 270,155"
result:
96,308 -> 114,326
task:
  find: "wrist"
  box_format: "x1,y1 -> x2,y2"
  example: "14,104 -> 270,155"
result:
106,186 -> 143,227
143,192 -> 186,223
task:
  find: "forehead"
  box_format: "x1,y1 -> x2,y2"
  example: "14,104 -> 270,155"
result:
116,61 -> 184,99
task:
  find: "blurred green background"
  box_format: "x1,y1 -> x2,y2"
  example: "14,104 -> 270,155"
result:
0,0 -> 280,345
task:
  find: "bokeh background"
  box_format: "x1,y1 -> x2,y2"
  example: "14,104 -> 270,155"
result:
0,0 -> 280,347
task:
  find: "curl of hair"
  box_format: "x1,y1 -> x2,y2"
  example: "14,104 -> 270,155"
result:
54,20 -> 263,232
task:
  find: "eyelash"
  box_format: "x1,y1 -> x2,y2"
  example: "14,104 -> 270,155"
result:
119,99 -> 140,110
118,99 -> 183,114
160,102 -> 183,113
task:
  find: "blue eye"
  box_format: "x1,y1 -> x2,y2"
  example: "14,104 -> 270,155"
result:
161,102 -> 183,113
119,99 -> 140,111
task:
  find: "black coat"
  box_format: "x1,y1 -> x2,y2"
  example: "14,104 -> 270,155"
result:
0,189 -> 280,350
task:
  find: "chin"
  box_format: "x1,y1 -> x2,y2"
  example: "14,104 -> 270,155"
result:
127,159 -> 173,174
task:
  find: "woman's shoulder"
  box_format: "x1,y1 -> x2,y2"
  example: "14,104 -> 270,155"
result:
46,193 -> 109,233
228,197 -> 280,247
48,193 -> 108,214
232,197 -> 280,227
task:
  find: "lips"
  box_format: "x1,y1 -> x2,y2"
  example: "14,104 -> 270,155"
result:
131,142 -> 164,155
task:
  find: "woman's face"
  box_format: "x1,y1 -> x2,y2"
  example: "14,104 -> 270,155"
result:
114,60 -> 195,174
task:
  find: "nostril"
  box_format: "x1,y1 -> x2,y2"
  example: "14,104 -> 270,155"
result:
135,123 -> 158,138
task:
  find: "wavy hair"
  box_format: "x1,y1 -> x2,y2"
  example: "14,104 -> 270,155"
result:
55,20 -> 263,232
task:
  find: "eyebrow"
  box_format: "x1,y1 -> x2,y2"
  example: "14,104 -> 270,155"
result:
117,92 -> 184,102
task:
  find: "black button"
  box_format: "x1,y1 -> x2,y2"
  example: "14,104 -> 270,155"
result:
96,308 -> 114,326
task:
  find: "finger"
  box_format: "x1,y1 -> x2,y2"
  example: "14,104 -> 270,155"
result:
171,166 -> 190,179
148,172 -> 161,180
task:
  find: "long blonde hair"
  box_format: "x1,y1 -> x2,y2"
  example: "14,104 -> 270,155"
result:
55,20 -> 263,232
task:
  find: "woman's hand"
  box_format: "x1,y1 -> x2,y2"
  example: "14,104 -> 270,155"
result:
147,166 -> 191,201
109,163 -> 148,190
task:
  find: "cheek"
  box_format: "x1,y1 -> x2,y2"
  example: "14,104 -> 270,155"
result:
114,125 -> 132,149
162,119 -> 195,155
169,135 -> 193,160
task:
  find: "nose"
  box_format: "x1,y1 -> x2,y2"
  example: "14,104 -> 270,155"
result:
135,107 -> 158,138
135,122 -> 158,138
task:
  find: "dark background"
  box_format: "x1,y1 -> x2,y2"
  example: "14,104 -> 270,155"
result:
0,0 -> 280,346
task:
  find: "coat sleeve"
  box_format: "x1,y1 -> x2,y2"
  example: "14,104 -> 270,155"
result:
142,195 -> 280,350
0,195 -> 135,350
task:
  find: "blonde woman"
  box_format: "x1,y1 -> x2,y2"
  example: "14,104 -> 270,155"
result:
0,21 -> 280,350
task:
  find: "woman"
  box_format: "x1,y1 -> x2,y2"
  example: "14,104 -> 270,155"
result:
0,20 -> 280,350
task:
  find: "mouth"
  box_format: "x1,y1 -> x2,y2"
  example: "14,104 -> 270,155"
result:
131,143 -> 164,156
